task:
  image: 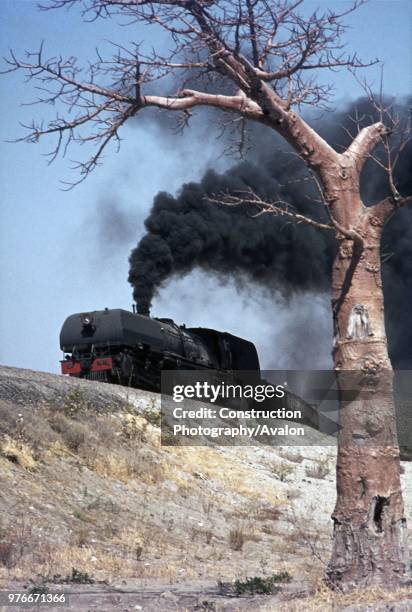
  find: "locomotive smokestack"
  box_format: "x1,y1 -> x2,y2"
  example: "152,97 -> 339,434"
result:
136,303 -> 151,317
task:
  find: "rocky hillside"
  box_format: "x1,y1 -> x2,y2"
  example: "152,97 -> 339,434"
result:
0,366 -> 411,611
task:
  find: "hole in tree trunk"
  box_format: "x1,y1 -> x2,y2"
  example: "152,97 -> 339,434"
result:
373,496 -> 389,533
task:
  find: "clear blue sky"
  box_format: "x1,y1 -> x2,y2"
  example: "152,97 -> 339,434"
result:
0,0 -> 411,373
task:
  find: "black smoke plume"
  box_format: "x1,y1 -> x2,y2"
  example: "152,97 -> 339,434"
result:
128,99 -> 412,367
95,198 -> 139,251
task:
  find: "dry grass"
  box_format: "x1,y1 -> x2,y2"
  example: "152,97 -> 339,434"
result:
279,579 -> 412,611
305,459 -> 330,480
282,508 -> 331,567
49,412 -> 87,452
92,452 -> 137,483
279,450 -> 304,463
36,405 -> 165,485
111,527 -> 148,561
0,489 -> 199,586
165,446 -> 286,506
234,500 -> 282,523
71,526 -> 91,548
120,412 -> 159,445
0,543 -> 15,569
0,436 -> 37,471
228,527 -> 245,551
0,400 -> 293,590
0,520 -> 35,570
0,388 -> 344,598
0,513 -> 186,585
1,397 -> 285,505
91,448 -> 166,484
0,543 -> 183,583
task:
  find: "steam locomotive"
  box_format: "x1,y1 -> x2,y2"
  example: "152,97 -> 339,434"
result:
60,307 -> 260,391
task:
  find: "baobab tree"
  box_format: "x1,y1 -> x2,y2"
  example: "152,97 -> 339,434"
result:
4,0 -> 411,590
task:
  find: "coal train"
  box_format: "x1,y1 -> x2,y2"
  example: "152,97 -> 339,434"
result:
60,308 -> 260,391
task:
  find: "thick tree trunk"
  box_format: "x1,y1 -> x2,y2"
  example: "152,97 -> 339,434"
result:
326,202 -> 410,589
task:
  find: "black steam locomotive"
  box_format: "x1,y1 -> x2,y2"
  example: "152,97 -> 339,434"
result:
60,308 -> 260,391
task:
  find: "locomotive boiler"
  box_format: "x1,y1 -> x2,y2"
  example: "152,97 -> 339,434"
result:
60,308 -> 260,391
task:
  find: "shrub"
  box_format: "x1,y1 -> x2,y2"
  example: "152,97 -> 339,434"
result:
91,416 -> 114,447
72,526 -> 90,548
271,461 -> 294,482
64,424 -> 86,452
0,542 -> 15,568
49,412 -> 86,453
141,404 -> 161,427
305,459 -> 330,480
69,568 -> 95,584
228,527 -> 245,551
0,521 -> 33,568
62,387 -> 91,418
29,568 -> 95,590
121,414 -> 148,441
233,572 -> 292,595
28,578 -> 49,596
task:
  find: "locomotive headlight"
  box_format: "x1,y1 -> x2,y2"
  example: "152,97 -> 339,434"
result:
81,313 -> 94,327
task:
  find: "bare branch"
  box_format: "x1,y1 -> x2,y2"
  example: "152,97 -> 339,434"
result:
373,194 -> 412,224
348,68 -> 412,206
143,89 -> 263,117
1,0 -> 388,183
208,189 -> 336,233
345,122 -> 387,173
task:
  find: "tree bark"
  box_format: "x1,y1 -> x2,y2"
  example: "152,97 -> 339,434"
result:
326,190 -> 410,589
